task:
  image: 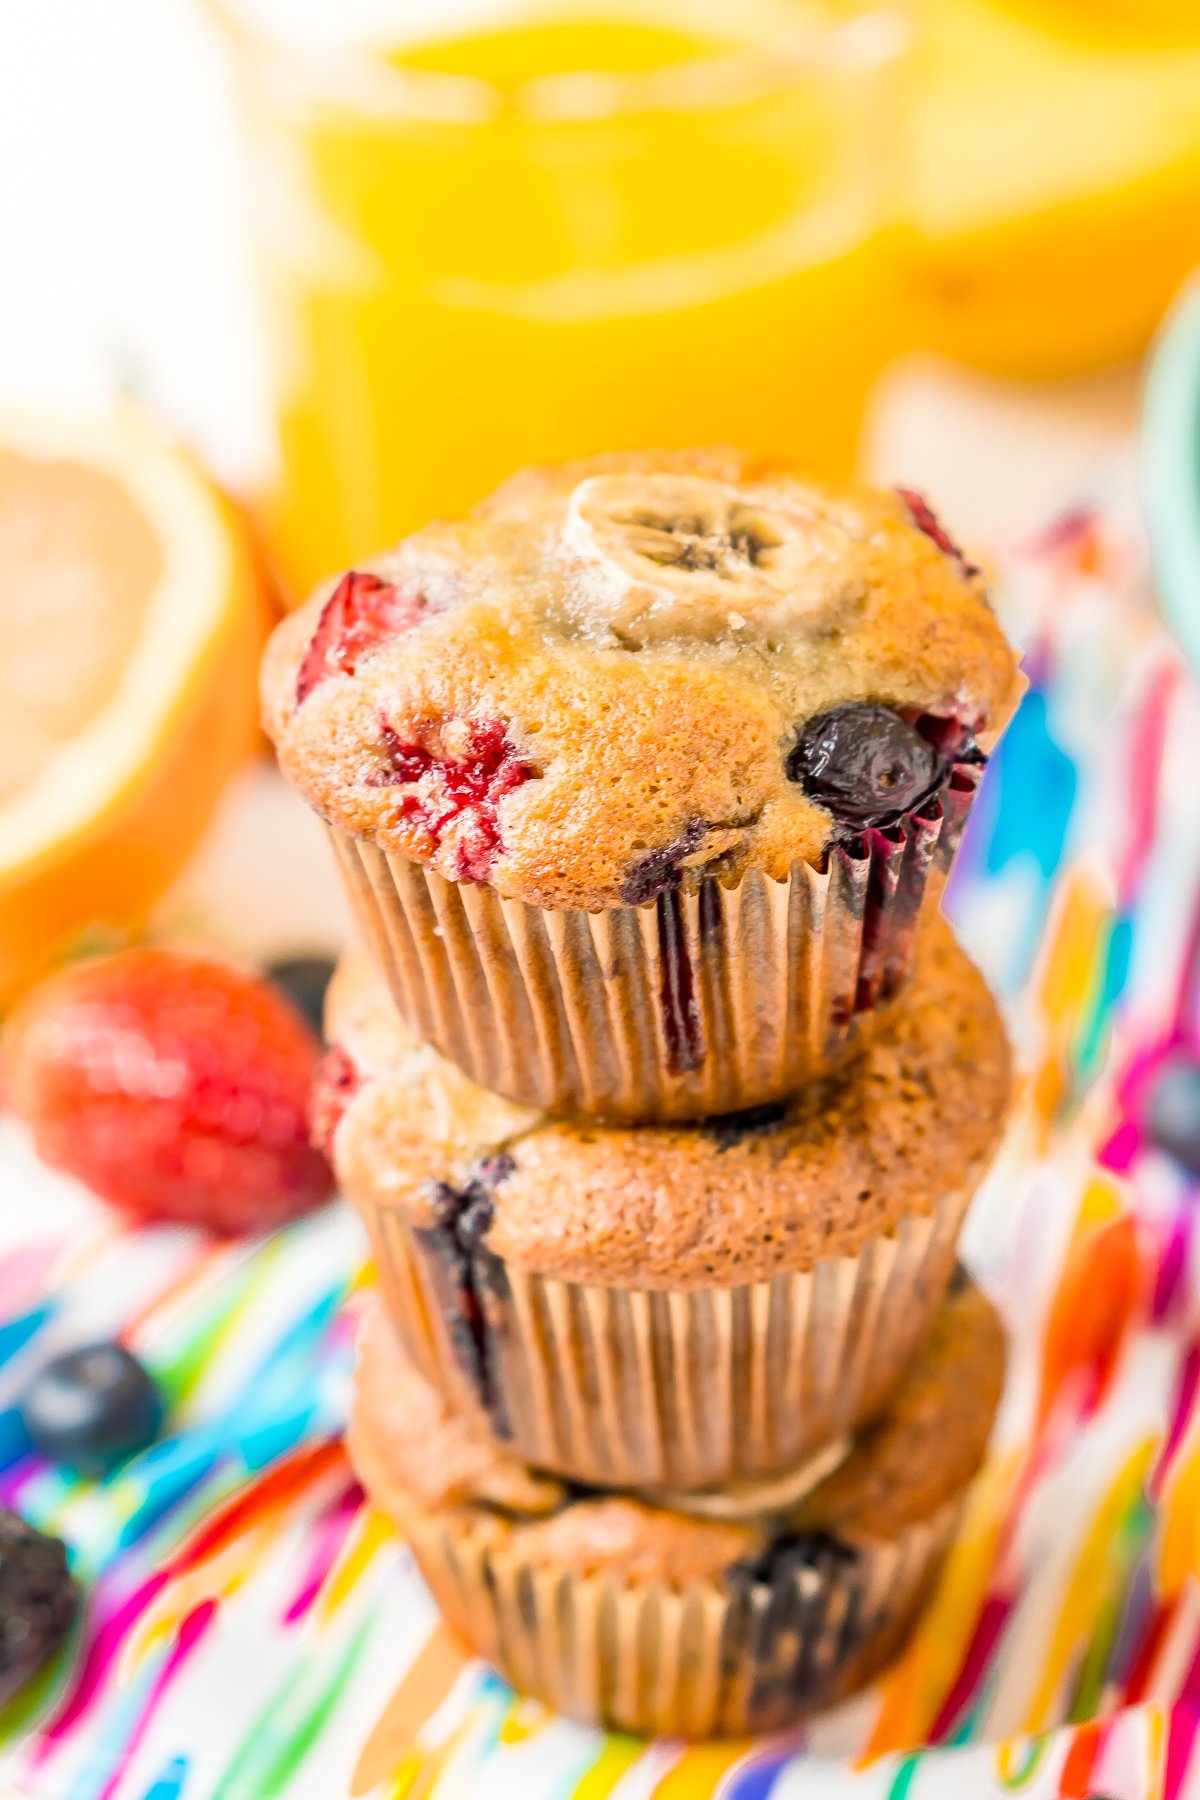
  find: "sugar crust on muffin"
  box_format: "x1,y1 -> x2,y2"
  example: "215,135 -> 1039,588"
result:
263,449 -> 1021,911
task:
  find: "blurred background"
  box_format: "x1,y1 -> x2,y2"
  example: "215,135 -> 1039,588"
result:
6,13 -> 1200,1790
2,0 -> 1200,997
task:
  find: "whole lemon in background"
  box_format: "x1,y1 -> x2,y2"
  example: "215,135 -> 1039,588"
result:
904,0 -> 1200,375
0,410 -> 269,1006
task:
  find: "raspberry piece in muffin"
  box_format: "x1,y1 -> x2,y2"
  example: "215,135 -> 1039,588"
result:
295,571 -> 427,704
895,487 -> 980,582
375,718 -> 539,883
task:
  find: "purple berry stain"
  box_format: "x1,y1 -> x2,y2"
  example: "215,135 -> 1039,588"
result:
414,1153 -> 516,1434
895,487 -> 980,581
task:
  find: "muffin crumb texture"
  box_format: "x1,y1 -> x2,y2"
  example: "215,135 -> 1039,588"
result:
263,449 -> 1021,911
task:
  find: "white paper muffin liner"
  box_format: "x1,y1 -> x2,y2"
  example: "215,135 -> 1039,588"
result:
355,1177 -> 975,1493
359,1470 -> 962,1740
327,763 -> 981,1124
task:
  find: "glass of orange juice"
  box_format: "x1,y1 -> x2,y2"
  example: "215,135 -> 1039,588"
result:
212,1 -> 907,601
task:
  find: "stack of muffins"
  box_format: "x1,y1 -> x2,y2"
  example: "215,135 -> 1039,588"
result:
262,449 -> 1022,1739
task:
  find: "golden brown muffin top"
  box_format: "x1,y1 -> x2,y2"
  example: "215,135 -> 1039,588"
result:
349,1280 -> 1006,1587
322,915 -> 1012,1287
262,450 -> 1020,911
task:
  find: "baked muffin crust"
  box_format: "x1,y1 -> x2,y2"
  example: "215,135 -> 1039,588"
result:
263,449 -> 1020,911
322,914 -> 1012,1288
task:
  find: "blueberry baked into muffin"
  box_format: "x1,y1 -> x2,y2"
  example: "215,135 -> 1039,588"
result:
349,1275 -> 1006,1739
319,914 -> 1012,1491
264,449 -> 1021,1121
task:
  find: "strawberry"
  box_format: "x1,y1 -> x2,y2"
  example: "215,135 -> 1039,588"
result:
1,950 -> 334,1233
295,571 -> 426,704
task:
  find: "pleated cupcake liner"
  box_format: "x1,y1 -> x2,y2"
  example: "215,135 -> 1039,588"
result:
369,1481 -> 963,1740
355,1176 -> 976,1492
327,761 -> 981,1124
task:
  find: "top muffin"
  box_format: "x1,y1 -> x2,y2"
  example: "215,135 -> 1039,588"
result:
262,449 -> 1021,912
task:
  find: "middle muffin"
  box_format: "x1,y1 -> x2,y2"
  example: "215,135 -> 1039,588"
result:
319,916 -> 1011,1492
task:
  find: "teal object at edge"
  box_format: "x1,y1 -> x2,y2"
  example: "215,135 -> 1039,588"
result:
1145,279 -> 1200,675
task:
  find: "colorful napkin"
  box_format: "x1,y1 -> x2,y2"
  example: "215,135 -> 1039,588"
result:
2,473 -> 1199,1800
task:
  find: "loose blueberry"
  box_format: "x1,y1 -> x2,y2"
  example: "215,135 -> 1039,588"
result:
787,703 -> 943,829
1145,1054 -> 1200,1176
266,955 -> 337,1037
0,1509 -> 76,1705
21,1344 -> 164,1477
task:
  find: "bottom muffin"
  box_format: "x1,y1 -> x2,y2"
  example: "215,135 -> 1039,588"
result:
349,1277 -> 1005,1739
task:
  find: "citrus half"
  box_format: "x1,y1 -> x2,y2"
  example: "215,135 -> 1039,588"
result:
0,409 -> 268,1004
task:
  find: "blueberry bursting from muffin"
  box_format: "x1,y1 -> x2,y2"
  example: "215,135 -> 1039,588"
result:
787,705 -> 982,835
726,1530 -> 865,1718
613,701 -> 984,1070
414,1154 -> 517,1437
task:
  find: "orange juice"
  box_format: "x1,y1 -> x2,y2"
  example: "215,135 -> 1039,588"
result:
219,3 -> 904,599
905,0 -> 1200,375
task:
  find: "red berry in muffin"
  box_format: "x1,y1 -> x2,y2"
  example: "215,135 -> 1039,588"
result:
296,571 -> 427,704
309,1042 -> 361,1160
375,718 -> 539,883
786,703 -> 947,830
1,950 -> 333,1233
895,487 -> 980,581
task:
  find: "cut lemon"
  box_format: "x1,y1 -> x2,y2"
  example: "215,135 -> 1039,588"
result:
0,409 -> 268,1004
